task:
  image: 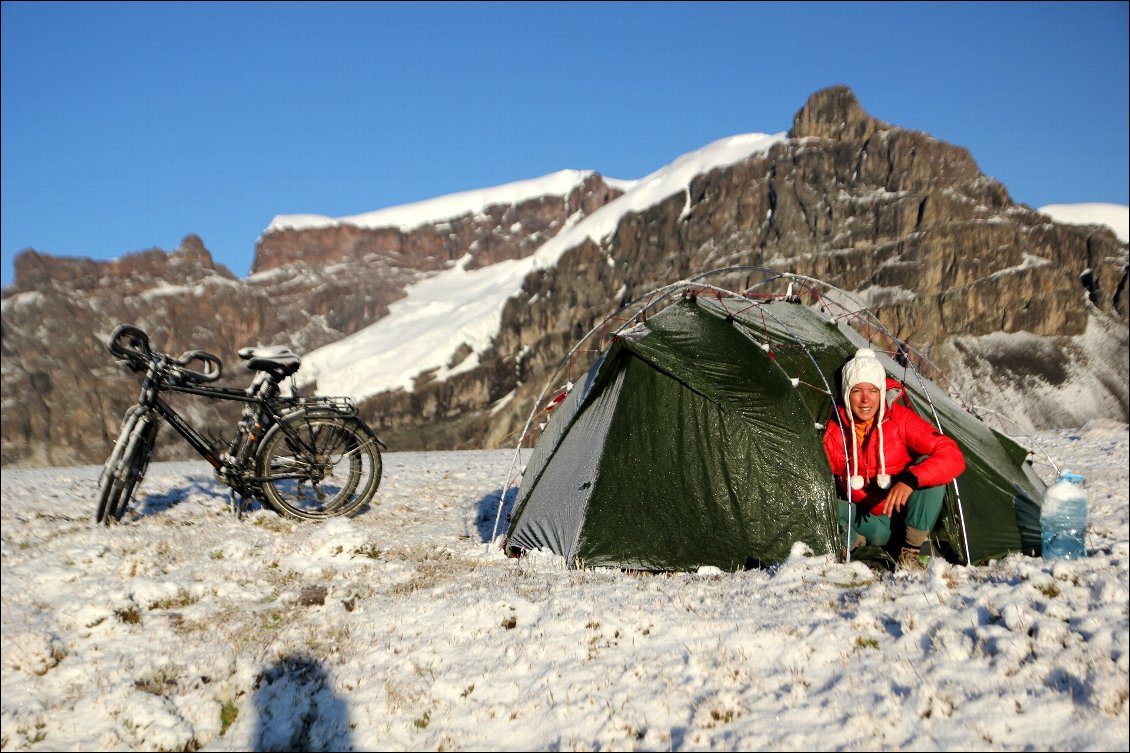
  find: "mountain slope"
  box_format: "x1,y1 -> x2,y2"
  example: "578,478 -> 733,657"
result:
357,86 -> 1128,450
1,86 -> 1126,467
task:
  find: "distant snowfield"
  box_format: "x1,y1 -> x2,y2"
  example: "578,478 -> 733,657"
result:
1038,202 -> 1129,243
1,422 -> 1127,751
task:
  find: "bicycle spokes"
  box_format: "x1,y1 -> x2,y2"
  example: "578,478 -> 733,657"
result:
257,415 -> 381,519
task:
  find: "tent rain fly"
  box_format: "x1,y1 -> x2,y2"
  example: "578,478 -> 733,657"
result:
495,269 -> 1045,571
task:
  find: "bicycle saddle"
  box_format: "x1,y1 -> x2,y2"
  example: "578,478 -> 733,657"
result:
238,345 -> 302,380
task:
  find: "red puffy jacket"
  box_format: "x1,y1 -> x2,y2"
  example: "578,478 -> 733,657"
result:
822,381 -> 966,514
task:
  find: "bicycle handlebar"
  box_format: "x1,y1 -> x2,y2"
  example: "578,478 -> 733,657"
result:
108,324 -> 152,368
173,350 -> 223,383
107,324 -> 223,383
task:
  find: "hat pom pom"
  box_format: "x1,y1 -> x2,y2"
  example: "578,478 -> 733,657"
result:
850,475 -> 865,491
876,474 -> 891,489
855,348 -> 876,358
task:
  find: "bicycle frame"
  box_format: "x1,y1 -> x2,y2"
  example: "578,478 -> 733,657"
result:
148,383 -> 266,470
131,355 -> 357,486
98,323 -> 385,525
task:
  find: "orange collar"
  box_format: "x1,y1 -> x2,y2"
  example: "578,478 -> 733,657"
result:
854,418 -> 874,446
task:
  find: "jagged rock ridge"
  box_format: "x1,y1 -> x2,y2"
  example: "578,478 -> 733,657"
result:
1,86 -> 1126,467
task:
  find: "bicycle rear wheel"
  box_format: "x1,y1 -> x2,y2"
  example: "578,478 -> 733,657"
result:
255,412 -> 382,520
94,408 -> 158,525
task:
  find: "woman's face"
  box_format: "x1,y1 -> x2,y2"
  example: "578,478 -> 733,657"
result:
849,383 -> 882,422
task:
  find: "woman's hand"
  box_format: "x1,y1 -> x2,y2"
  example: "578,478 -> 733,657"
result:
881,481 -> 914,517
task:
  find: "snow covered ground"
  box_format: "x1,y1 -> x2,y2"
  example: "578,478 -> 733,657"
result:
1,421 -> 1127,751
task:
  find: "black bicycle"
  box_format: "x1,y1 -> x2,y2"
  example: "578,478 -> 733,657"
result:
94,324 -> 385,525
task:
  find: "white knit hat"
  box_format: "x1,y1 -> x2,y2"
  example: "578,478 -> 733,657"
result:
843,348 -> 887,399
842,348 -> 891,491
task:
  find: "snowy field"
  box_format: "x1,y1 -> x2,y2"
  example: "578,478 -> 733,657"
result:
1,421 -> 1127,752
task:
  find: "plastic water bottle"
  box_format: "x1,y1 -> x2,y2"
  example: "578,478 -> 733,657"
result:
1041,472 -> 1088,560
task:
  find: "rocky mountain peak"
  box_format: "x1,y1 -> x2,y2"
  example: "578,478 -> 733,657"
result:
791,85 -> 987,191
790,84 -> 890,141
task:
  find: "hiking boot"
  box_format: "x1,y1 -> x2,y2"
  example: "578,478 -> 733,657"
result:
839,533 -> 867,561
898,546 -> 927,571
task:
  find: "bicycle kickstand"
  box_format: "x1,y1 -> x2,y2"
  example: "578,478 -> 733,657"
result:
229,490 -> 250,520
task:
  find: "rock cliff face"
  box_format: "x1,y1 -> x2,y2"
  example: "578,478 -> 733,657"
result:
2,87 -> 1126,468
0,175 -> 622,466
361,87 -> 1128,450
2,236 -> 265,467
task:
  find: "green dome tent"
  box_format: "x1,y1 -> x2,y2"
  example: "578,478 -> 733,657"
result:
500,272 -> 1045,571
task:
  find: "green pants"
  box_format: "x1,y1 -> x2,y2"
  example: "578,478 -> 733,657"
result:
839,485 -> 946,548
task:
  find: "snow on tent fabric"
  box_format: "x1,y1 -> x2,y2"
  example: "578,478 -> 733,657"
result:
504,292 -> 1045,571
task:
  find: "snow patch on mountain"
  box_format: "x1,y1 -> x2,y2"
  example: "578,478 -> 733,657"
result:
295,132 -> 787,399
264,170 -> 633,236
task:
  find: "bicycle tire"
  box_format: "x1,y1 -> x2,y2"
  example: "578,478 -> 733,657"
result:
95,409 -> 157,525
255,412 -> 382,520
111,416 -> 158,522
95,407 -> 142,524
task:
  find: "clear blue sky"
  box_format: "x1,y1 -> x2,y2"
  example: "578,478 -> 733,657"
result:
3,1 -> 1127,288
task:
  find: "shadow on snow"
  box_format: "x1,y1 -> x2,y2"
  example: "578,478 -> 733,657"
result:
472,486 -> 517,543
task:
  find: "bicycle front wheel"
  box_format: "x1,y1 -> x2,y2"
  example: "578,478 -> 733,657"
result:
255,412 -> 382,520
95,407 -> 141,524
95,408 -> 158,525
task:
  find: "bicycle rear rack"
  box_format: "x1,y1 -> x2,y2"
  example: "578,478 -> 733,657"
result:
283,396 -> 358,415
